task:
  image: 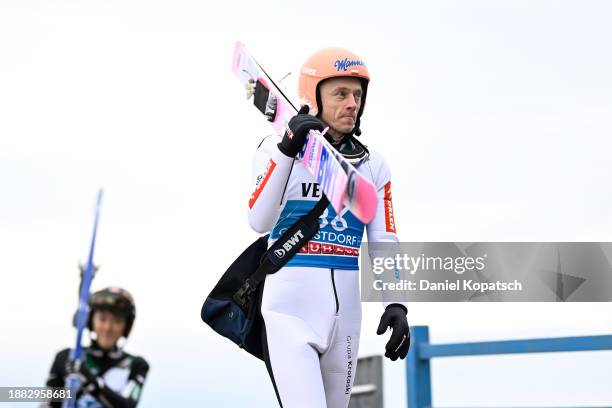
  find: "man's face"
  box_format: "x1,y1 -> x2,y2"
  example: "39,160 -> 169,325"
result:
92,310 -> 126,350
318,77 -> 363,139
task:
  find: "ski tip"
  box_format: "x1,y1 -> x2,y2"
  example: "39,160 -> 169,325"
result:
346,181 -> 378,224
353,205 -> 376,224
234,41 -> 248,58
359,205 -> 377,224
231,42 -> 242,74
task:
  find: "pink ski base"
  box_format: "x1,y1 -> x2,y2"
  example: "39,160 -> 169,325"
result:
348,176 -> 378,224
309,131 -> 378,223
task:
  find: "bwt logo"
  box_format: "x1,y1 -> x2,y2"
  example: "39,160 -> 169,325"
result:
274,230 -> 305,258
334,58 -> 365,72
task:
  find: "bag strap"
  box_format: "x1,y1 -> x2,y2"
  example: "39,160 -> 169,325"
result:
233,196 -> 329,307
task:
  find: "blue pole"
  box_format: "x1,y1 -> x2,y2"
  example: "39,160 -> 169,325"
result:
405,327 -> 612,408
406,326 -> 432,408
419,335 -> 612,359
64,190 -> 103,408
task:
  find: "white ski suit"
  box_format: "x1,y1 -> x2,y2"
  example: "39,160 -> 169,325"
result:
248,135 -> 399,408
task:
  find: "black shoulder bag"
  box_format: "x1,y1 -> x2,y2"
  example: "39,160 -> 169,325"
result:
200,196 -> 329,360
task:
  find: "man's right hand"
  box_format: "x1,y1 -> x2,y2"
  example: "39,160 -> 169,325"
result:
278,105 -> 324,157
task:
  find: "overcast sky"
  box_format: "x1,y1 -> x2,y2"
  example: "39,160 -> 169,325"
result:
1,0 -> 612,406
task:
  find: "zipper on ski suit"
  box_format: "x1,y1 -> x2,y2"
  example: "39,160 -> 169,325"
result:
330,269 -> 339,314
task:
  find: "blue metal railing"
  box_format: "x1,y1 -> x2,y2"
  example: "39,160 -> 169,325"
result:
406,326 -> 612,408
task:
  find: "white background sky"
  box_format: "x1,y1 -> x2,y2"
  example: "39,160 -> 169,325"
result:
1,0 -> 612,407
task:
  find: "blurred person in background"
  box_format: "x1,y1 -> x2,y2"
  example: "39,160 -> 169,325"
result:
44,287 -> 149,408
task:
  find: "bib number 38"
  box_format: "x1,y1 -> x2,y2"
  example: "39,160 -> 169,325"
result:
319,207 -> 349,232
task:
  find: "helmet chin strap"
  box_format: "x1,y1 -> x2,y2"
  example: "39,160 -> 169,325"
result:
353,117 -> 362,136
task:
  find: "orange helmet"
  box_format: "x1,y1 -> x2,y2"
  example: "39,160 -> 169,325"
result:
298,47 -> 370,134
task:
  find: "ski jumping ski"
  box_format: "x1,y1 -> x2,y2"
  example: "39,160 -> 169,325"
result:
231,41 -> 378,224
64,189 -> 103,408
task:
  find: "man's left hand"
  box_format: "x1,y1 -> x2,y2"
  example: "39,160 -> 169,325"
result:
376,304 -> 410,361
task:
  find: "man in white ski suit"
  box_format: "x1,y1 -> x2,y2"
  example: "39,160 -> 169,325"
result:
248,47 -> 409,408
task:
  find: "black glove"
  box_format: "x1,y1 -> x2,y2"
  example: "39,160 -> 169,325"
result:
376,304 -> 410,361
278,105 -> 324,157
